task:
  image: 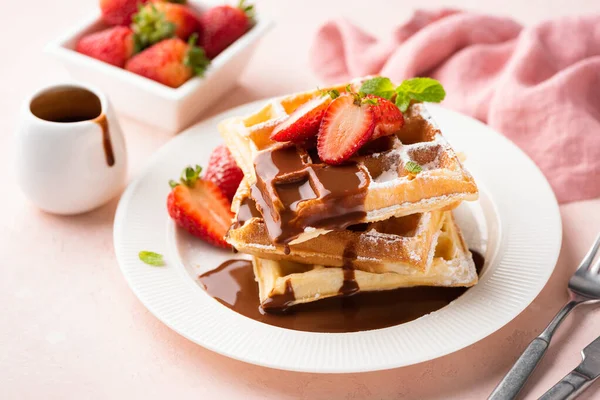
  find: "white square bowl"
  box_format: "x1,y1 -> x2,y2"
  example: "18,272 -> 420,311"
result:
46,1 -> 272,133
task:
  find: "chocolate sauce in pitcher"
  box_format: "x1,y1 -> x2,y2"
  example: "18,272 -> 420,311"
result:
29,86 -> 115,167
199,251 -> 485,333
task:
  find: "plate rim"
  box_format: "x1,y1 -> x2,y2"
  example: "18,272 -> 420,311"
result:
114,100 -> 562,373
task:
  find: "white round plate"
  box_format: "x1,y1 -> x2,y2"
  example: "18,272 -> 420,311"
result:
114,101 -> 561,373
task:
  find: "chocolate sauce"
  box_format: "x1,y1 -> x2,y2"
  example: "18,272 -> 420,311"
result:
261,279 -> 296,311
471,249 -> 485,274
339,241 -> 359,296
29,86 -> 115,167
198,251 -> 485,333
30,86 -> 102,123
234,197 -> 262,227
94,114 -> 115,167
252,145 -> 371,244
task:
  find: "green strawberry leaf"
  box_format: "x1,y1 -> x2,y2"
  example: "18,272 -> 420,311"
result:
139,251 -> 165,266
184,34 -> 211,77
327,89 -> 340,99
361,97 -> 379,105
181,164 -> 202,187
170,164 -> 202,188
238,0 -> 256,25
132,4 -> 176,53
396,77 -> 446,104
359,77 -> 396,100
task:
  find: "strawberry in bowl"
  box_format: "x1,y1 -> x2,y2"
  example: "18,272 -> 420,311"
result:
48,0 -> 272,131
77,0 -> 257,87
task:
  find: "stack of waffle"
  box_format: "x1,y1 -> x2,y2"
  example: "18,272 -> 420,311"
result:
219,82 -> 479,311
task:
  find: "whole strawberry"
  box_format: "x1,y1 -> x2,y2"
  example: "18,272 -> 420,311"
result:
200,0 -> 254,59
167,165 -> 233,248
132,1 -> 200,51
204,145 -> 244,201
100,0 -> 148,26
76,26 -> 134,67
125,35 -> 210,88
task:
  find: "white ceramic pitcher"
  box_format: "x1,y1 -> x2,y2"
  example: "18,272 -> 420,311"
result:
16,83 -> 127,215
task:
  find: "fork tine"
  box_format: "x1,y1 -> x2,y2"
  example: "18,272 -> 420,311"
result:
579,232 -> 600,272
590,256 -> 600,275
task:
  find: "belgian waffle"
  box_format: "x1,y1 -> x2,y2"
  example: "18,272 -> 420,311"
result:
227,179 -> 449,274
219,84 -> 478,244
253,211 -> 478,310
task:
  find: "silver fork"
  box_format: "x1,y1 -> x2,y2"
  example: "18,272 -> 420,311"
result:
489,233 -> 600,400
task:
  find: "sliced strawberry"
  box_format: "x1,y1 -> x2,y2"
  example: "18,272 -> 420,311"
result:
317,94 -> 376,165
204,145 -> 244,201
365,94 -> 404,139
167,167 -> 233,249
271,95 -> 332,143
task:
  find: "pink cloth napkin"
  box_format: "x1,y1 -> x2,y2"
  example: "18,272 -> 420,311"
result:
310,10 -> 600,203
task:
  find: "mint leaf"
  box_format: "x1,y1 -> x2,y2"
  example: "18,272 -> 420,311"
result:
139,251 -> 165,266
404,161 -> 422,174
396,77 -> 446,105
395,91 -> 412,112
359,77 -> 396,100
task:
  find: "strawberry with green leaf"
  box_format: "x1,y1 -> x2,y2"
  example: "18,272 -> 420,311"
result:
167,165 -> 233,249
125,34 -> 210,88
132,0 -> 200,51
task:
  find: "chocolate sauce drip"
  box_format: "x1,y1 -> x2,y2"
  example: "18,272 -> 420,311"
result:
94,114 -> 115,167
198,252 -> 487,333
261,280 -> 296,312
251,144 -> 370,244
347,223 -> 369,232
339,241 -> 359,296
470,250 -> 485,274
234,197 -> 262,228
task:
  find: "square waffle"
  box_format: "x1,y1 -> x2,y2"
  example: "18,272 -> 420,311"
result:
253,211 -> 478,310
227,179 -> 448,275
219,82 -> 478,244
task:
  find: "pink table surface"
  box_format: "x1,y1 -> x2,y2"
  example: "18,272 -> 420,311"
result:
2,1 -> 600,399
